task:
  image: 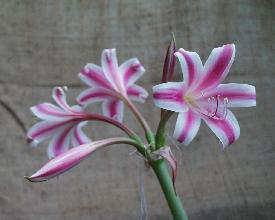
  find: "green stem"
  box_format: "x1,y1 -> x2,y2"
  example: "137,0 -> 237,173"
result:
125,98 -> 155,146
86,113 -> 136,138
153,110 -> 188,219
86,114 -> 148,156
155,110 -> 173,149
151,159 -> 188,220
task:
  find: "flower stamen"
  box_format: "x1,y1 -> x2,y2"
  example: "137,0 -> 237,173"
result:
207,95 -> 228,120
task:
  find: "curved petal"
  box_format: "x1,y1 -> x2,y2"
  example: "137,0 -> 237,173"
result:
196,44 -> 235,91
47,124 -> 75,158
152,82 -> 188,112
25,138 -> 127,182
175,49 -> 203,89
70,105 -> 85,113
25,142 -> 99,182
198,83 -> 256,108
77,87 -> 116,106
127,84 -> 148,103
173,110 -> 201,145
203,110 -> 240,148
101,49 -> 125,93
71,122 -> 92,147
30,103 -> 73,121
102,99 -> 124,122
119,58 -> 145,87
79,63 -> 112,89
52,87 -> 73,113
27,120 -> 72,144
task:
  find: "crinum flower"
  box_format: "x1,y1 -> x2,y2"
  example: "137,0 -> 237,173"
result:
77,49 -> 148,122
153,44 -> 256,147
27,87 -> 91,158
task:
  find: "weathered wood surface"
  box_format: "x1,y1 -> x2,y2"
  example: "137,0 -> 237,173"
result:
0,0 -> 274,219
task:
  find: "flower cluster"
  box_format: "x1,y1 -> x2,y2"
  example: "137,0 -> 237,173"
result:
25,38 -> 257,220
26,41 -> 256,186
28,49 -> 148,158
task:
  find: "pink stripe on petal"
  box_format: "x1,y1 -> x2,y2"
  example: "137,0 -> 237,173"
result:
25,138 -> 128,182
27,121 -> 67,142
175,49 -> 202,88
196,44 -> 235,91
79,63 -> 112,89
77,88 -> 116,106
27,143 -> 97,182
101,49 -> 125,93
203,110 -> 240,147
31,103 -> 74,121
52,87 -> 74,113
102,100 -> 124,122
127,84 -> 148,103
153,82 -> 188,112
153,91 -> 182,101
198,83 -> 256,108
47,124 -> 74,158
71,122 -> 91,147
173,110 -> 201,145
26,141 -> 106,182
27,120 -> 74,143
119,58 -> 145,86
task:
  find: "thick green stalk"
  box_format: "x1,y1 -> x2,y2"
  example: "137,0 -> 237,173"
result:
151,159 -> 188,220
153,110 -> 188,219
155,110 -> 173,149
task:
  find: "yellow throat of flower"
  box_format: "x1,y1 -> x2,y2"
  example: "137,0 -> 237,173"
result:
184,95 -> 199,109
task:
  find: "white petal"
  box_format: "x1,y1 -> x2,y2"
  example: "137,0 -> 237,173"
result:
196,44 -> 235,91
198,83 -> 256,108
175,49 -> 203,89
127,84 -> 148,103
173,111 -> 201,145
152,82 -> 188,112
71,122 -> 92,147
203,110 -> 240,148
47,124 -> 74,158
102,100 -> 124,122
52,87 -> 73,113
77,87 -> 116,106
101,49 -> 125,93
119,58 -> 145,86
79,63 -> 112,89
30,103 -> 72,121
27,121 -> 71,144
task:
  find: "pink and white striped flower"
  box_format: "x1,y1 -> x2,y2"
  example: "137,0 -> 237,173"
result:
27,87 -> 91,158
77,49 -> 148,122
153,44 -> 256,147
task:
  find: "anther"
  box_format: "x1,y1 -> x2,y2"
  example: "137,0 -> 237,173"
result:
63,86 -> 68,92
206,95 -> 229,120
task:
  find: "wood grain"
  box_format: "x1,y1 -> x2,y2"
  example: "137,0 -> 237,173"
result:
0,0 -> 274,219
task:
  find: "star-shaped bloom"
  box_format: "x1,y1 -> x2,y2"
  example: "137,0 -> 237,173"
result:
27,87 -> 91,158
77,49 -> 148,122
153,44 -> 256,147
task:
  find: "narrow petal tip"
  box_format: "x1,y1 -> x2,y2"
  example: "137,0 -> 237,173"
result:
24,175 -> 40,182
24,175 -> 47,183
24,176 -> 32,181
27,137 -> 39,147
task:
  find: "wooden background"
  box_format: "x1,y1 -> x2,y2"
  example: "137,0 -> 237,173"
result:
0,0 -> 274,219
